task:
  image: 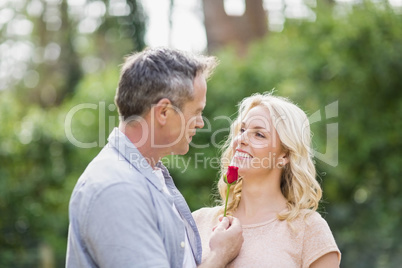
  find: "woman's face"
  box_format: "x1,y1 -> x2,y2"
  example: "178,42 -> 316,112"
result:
231,105 -> 285,177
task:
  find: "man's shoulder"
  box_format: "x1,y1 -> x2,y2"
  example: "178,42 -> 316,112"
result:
91,145 -> 144,175
69,150 -> 155,220
75,146 -> 150,195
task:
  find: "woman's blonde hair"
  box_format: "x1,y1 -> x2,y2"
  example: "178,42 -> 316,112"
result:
218,92 -> 322,222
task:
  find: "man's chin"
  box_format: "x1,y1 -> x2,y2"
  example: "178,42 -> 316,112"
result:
178,147 -> 190,155
177,145 -> 190,155
168,145 -> 190,156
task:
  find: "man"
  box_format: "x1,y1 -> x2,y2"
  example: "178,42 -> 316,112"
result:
66,47 -> 243,267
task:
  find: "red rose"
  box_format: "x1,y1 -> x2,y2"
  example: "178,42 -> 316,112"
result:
223,166 -> 239,216
226,166 -> 239,184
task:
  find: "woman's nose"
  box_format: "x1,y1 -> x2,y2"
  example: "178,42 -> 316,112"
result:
237,130 -> 249,146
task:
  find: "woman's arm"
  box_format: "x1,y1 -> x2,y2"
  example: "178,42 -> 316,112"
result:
310,252 -> 339,268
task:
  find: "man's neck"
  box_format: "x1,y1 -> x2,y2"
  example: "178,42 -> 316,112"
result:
118,122 -> 161,169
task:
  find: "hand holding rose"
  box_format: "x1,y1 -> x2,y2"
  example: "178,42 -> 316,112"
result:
204,216 -> 243,268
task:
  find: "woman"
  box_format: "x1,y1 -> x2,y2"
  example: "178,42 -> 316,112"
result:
193,93 -> 341,267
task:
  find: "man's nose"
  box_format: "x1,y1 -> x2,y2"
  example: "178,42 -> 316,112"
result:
195,115 -> 204,129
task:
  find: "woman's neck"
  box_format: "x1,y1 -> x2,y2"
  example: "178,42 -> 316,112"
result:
234,173 -> 288,225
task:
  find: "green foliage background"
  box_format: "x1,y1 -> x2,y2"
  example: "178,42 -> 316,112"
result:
1,1 -> 401,267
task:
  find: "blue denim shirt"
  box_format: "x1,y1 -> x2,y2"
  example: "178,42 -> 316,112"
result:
66,128 -> 202,267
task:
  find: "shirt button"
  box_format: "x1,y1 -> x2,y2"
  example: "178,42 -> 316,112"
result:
180,241 -> 185,248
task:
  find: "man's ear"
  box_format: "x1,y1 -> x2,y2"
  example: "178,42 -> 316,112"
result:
153,98 -> 172,125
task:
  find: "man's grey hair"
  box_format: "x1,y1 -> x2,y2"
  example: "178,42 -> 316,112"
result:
115,47 -> 218,120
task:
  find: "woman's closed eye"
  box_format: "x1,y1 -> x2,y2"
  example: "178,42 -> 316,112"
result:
256,132 -> 265,138
240,128 -> 266,138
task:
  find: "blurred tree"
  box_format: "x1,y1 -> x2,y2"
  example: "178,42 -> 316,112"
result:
0,65 -> 121,267
0,0 -> 147,107
168,0 -> 175,47
0,0 -> 147,266
202,0 -> 268,54
29,0 -> 83,106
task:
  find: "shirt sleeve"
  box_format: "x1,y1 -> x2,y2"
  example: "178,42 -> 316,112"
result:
83,182 -> 169,268
302,212 -> 341,268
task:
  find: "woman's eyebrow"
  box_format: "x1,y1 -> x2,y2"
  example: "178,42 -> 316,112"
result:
241,121 -> 270,131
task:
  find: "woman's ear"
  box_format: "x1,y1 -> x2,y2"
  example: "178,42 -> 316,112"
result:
278,151 -> 290,166
153,98 -> 172,125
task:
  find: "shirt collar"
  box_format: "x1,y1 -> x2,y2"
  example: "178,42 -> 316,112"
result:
107,127 -> 163,192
